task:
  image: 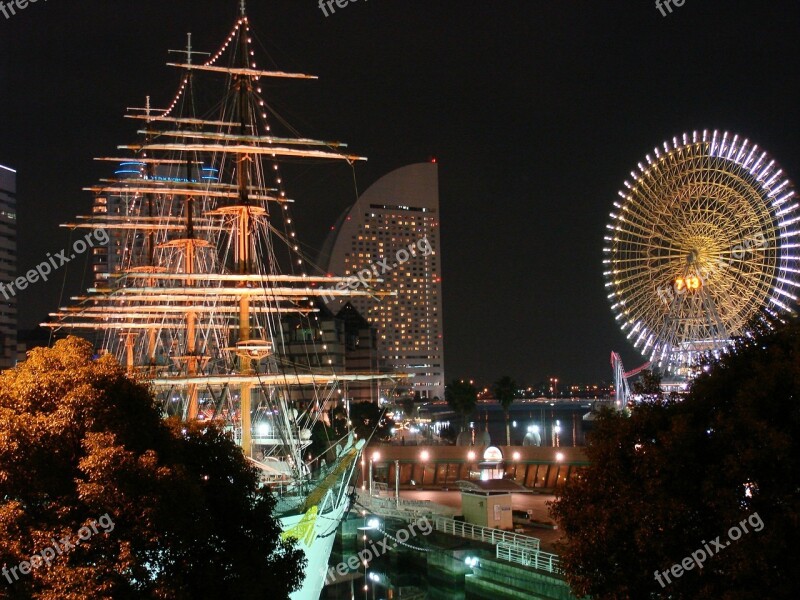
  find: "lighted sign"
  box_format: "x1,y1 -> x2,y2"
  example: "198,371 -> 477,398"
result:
483,446 -> 503,461
675,275 -> 701,291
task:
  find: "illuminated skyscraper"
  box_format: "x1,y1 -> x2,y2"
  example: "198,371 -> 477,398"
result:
0,164 -> 17,369
320,162 -> 444,399
90,161 -> 221,283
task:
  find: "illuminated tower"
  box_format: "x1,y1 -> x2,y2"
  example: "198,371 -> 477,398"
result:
0,164 -> 17,369
320,162 -> 445,399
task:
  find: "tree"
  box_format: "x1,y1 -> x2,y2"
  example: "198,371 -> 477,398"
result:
0,337 -> 304,599
438,425 -> 458,444
348,401 -> 393,442
309,421 -> 336,466
401,396 -> 416,419
445,379 -> 478,430
632,368 -> 663,401
550,323 -> 800,599
493,375 -> 517,446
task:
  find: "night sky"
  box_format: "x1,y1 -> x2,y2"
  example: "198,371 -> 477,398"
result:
1,0 -> 798,386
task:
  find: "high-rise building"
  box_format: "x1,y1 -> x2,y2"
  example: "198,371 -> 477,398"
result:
91,161 -> 220,283
0,164 -> 17,369
319,162 -> 445,399
278,300 -> 383,407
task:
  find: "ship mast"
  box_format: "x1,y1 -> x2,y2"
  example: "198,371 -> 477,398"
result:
235,7 -> 255,457
164,33 -> 212,420
44,1 -> 403,468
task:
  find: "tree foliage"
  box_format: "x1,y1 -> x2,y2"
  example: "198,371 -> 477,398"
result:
445,379 -> 478,429
438,425 -> 458,444
400,397 -> 416,419
309,420 -> 337,464
550,323 -> 800,599
348,401 -> 393,442
0,337 -> 304,599
493,375 -> 517,445
632,368 -> 663,399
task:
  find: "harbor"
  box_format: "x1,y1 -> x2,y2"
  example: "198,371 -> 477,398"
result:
1,1 -> 797,598
317,443 -> 587,599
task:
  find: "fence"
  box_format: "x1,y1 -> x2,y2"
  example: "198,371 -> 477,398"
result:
433,516 -> 540,550
496,541 -> 561,573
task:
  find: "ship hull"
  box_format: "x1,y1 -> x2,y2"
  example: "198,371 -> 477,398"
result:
280,496 -> 347,600
278,438 -> 362,599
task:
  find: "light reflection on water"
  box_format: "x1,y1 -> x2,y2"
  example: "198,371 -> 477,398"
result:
417,401 -> 603,447
320,515 -> 454,600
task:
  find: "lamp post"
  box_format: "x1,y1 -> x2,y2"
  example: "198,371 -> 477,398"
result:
512,451 -> 521,480
369,451 -> 379,496
368,572 -> 380,600
395,459 -> 400,508
420,450 -> 429,489
467,450 -> 476,481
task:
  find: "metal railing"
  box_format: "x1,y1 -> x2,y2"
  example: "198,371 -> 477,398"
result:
433,517 -> 540,550
496,541 -> 561,573
357,491 -> 438,520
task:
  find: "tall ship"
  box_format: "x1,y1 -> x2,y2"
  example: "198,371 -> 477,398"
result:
44,2 -> 399,598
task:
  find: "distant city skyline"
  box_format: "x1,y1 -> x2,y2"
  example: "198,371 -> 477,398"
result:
0,164 -> 16,369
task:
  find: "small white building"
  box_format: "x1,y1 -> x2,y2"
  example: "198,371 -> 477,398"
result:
459,479 -> 524,530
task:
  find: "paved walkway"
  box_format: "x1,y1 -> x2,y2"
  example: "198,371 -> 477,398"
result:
396,490 -> 565,552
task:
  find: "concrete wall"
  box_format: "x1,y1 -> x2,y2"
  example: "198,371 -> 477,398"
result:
467,557 -> 581,600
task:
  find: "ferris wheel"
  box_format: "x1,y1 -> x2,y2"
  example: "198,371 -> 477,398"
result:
604,130 -> 798,373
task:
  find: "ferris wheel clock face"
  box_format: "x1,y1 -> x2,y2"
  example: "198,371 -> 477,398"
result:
603,130 -> 798,372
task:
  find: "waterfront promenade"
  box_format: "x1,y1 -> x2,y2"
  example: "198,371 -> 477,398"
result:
396,490 -> 563,552
363,444 -> 589,492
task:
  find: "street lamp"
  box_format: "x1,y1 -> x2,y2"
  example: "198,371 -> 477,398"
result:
369,451 -> 380,496
368,572 -> 380,600
512,451 -> 520,479
361,457 -> 366,490
466,450 -> 476,481
420,450 -> 429,488
394,459 -> 400,508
